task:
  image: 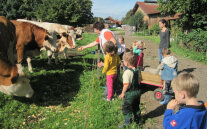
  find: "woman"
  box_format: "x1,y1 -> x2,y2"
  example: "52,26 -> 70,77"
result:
159,19 -> 170,64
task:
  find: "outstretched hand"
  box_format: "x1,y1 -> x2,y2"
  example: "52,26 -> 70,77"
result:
77,46 -> 84,51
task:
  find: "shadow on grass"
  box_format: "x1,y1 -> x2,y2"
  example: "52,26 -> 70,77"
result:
13,56 -> 94,107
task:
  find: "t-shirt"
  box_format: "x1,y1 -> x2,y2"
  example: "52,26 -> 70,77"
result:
159,29 -> 170,49
102,54 -> 121,75
95,29 -> 124,56
95,31 -> 113,43
122,67 -> 136,85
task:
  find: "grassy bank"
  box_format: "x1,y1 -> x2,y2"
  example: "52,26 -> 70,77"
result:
140,35 -> 207,64
0,33 -> 144,128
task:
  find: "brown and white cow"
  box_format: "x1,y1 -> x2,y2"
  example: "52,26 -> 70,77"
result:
0,16 -> 34,98
11,20 -> 58,73
62,25 -> 83,41
17,19 -> 75,59
17,19 -> 75,48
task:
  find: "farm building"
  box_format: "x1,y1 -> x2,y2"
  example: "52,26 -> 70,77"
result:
104,16 -> 122,28
132,1 -> 180,28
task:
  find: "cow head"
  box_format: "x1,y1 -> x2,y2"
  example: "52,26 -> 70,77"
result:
0,64 -> 34,98
56,32 -> 76,52
42,32 -> 59,52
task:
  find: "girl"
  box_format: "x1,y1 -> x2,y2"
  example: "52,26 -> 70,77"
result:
159,19 -> 170,64
102,41 -> 121,101
133,40 -> 145,70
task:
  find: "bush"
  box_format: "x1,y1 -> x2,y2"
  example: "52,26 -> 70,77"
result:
178,29 -> 207,52
149,23 -> 160,35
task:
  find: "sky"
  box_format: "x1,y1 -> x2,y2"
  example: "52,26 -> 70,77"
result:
92,0 -> 144,20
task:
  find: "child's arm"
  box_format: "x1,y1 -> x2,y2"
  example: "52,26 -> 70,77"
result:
133,47 -> 141,55
102,56 -> 109,74
119,83 -> 129,99
163,100 -> 180,129
133,46 -> 137,53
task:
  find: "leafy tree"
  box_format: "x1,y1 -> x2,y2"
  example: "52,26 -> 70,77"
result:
35,0 -> 93,26
158,0 -> 207,30
127,11 -> 144,31
0,0 -> 41,20
149,23 -> 160,35
93,17 -> 104,23
122,9 -> 133,25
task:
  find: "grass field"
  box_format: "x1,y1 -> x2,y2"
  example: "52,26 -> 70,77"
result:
0,33 -> 145,129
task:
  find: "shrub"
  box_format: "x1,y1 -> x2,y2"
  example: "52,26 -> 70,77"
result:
178,29 -> 207,52
149,23 -> 160,36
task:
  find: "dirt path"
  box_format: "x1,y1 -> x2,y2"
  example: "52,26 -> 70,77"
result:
116,33 -> 207,129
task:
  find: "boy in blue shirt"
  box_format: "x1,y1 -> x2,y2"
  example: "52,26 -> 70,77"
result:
163,72 -> 207,129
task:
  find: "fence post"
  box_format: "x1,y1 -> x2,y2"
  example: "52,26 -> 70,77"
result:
97,44 -> 100,79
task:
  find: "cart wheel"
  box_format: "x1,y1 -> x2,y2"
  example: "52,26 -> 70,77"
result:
154,88 -> 164,101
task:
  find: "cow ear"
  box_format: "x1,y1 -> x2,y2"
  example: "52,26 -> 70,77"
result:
11,76 -> 18,83
45,35 -> 49,40
57,34 -> 61,39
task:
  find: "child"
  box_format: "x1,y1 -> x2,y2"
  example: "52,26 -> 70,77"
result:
119,52 -> 141,127
118,36 -> 126,50
163,72 -> 207,129
158,48 -> 178,105
133,40 -> 145,70
102,41 -> 121,101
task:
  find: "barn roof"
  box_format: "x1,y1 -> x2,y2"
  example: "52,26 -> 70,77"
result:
131,2 -> 180,20
132,2 -> 160,15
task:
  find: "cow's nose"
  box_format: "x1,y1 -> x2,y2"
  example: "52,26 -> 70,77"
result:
25,89 -> 34,98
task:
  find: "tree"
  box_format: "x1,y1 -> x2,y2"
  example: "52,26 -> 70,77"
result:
127,11 -> 144,31
35,0 -> 93,26
158,0 -> 207,30
93,17 -> 104,23
122,9 -> 133,25
0,0 -> 41,20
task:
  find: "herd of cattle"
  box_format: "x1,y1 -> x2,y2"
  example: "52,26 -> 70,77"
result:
0,16 -> 83,98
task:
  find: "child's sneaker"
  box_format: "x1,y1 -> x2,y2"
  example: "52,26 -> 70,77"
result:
103,97 -> 114,101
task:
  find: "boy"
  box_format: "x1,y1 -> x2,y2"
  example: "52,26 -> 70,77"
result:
158,48 -> 178,104
119,52 -> 141,127
163,72 -> 207,129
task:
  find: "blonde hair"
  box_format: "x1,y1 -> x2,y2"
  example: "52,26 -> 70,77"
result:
136,40 -> 145,48
123,52 -> 136,66
171,72 -> 199,98
103,41 -> 115,54
162,48 -> 171,56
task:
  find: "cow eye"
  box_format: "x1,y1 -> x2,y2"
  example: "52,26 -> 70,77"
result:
57,35 -> 61,39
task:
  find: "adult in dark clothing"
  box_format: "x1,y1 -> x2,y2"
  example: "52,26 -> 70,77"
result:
159,19 -> 170,64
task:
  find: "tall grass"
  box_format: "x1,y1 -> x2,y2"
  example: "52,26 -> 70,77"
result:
0,33 -> 143,128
